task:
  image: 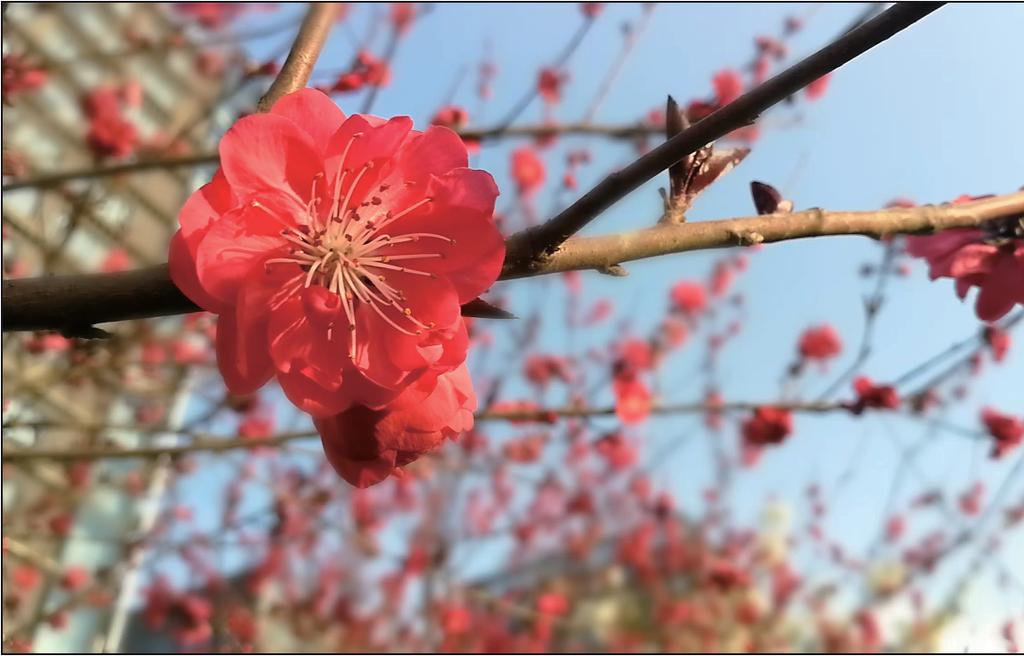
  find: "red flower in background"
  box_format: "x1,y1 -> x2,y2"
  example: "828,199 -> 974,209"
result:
330,51 -> 392,94
511,146 -> 545,196
958,482 -> 985,516
712,69 -> 744,106
101,248 -> 132,273
82,86 -> 139,159
613,375 -> 652,424
431,105 -> 469,130
315,363 -> 476,487
982,407 -> 1023,459
169,89 -> 504,419
2,54 -> 48,103
391,2 -> 416,34
805,74 -> 831,101
595,432 -> 639,471
741,406 -> 793,447
850,377 -> 900,413
524,354 -> 573,388
671,281 -> 707,316
984,326 -> 1010,362
798,324 -> 843,362
538,68 -> 568,105
906,211 -> 1024,322
431,105 -> 478,153
174,3 -> 273,29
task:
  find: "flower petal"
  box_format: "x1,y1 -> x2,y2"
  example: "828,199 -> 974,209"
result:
169,231 -> 224,313
215,308 -> 274,395
975,251 -> 1022,322
316,410 -> 398,488
218,113 -> 322,215
178,169 -> 234,246
949,244 -> 999,278
279,368 -> 356,418
397,126 -> 469,181
269,88 -> 346,152
194,204 -> 289,305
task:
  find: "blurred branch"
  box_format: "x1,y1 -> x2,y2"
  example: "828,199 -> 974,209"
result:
0,123 -> 666,194
255,2 -> 340,112
582,3 -> 656,122
0,397 -> 985,463
3,191 -> 1021,333
494,8 -> 597,130
815,240 -> 898,400
502,3 -> 943,267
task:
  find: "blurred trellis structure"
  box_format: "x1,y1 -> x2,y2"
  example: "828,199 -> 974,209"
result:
2,3 -> 237,650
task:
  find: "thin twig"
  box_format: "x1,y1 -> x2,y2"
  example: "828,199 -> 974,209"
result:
0,396 -> 985,463
582,4 -> 655,122
494,10 -> 596,130
0,123 -> 664,194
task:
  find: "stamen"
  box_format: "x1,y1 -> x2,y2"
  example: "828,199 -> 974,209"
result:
329,133 -> 362,221
304,256 -> 325,288
361,261 -> 434,277
333,162 -> 375,239
357,197 -> 433,240
264,255 -> 318,266
307,173 -> 324,230
364,253 -> 444,262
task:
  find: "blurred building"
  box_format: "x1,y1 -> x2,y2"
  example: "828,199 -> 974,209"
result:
2,3 -> 242,652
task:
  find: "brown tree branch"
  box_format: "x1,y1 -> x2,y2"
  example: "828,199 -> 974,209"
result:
499,192 -> 1024,278
3,191 -> 1021,333
255,2 -> 340,112
501,3 -> 943,268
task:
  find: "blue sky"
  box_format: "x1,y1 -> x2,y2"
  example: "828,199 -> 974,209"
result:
112,3 -> 1024,650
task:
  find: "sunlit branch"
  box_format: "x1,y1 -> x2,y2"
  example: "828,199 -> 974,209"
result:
3,191 -> 1020,334
255,2 -> 341,112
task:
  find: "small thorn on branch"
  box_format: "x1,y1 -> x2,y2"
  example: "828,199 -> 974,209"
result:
750,180 -> 793,215
60,325 -> 112,340
597,264 -> 629,277
731,229 -> 765,246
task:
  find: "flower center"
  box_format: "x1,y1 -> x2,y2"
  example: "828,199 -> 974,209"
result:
261,133 -> 453,359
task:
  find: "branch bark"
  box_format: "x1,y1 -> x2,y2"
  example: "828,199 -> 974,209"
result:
4,192 -> 1021,333
502,192 -> 1024,278
255,2 -> 340,112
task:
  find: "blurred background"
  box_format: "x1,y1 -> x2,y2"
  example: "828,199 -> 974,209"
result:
2,2 -> 1022,653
